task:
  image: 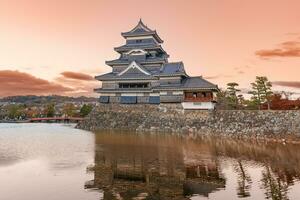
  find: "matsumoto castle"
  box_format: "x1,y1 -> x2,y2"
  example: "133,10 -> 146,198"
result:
95,20 -> 219,109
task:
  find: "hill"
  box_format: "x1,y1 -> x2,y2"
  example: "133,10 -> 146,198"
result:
0,95 -> 98,105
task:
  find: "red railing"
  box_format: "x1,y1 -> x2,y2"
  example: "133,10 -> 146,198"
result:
29,117 -> 83,122
184,97 -> 214,102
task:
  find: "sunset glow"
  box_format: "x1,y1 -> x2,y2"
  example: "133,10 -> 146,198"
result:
0,0 -> 299,97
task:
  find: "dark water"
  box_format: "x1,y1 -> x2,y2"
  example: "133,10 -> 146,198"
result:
1,124 -> 300,199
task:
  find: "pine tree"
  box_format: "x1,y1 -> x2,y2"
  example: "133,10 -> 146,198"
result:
249,76 -> 273,110
237,94 -> 245,109
226,82 -> 241,109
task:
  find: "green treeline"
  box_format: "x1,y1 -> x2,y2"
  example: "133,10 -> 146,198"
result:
0,103 -> 94,121
217,76 -> 299,110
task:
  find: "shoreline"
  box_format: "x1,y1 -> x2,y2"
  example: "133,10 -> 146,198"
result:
1,120 -> 300,144
0,120 -> 30,123
77,104 -> 300,140
87,127 -> 300,144
0,120 -> 77,124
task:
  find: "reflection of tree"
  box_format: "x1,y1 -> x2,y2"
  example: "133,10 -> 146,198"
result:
234,160 -> 252,198
261,165 -> 289,200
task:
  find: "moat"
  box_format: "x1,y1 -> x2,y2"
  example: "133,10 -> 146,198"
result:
1,124 -> 300,199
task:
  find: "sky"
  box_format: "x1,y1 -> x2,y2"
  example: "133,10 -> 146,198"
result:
0,0 -> 299,98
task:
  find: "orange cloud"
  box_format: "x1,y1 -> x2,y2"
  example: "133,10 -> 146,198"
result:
272,81 -> 300,89
55,72 -> 99,97
0,70 -> 73,97
61,71 -> 94,81
256,40 -> 300,58
204,74 -> 233,80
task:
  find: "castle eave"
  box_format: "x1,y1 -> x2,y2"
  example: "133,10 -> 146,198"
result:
95,88 -> 153,93
114,44 -> 164,52
105,58 -> 167,66
121,31 -> 163,43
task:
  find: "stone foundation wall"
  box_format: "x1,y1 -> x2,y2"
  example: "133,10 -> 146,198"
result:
77,104 -> 300,137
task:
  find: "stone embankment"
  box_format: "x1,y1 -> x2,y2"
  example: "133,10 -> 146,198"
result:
77,104 -> 300,138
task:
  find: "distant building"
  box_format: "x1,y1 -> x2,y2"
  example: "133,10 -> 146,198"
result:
95,20 -> 219,109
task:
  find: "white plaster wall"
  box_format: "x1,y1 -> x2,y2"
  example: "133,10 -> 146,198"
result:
181,102 -> 216,110
98,93 -> 116,96
149,93 -> 160,96
172,91 -> 184,95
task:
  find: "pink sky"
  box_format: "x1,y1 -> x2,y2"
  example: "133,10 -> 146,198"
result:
0,0 -> 299,97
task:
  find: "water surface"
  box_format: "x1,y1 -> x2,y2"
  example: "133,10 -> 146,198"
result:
1,124 -> 300,199
0,123 -> 101,200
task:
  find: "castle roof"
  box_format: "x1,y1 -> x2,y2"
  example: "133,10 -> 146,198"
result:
156,62 -> 187,77
95,72 -> 157,81
155,76 -> 219,91
114,43 -> 164,52
105,57 -> 167,66
181,76 -> 218,89
96,61 -> 157,81
95,20 -> 218,92
121,19 -> 163,43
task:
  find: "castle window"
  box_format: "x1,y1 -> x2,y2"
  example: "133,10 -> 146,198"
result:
119,83 -> 149,88
136,39 -> 142,43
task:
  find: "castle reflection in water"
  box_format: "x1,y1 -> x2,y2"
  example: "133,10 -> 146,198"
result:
85,132 -> 300,200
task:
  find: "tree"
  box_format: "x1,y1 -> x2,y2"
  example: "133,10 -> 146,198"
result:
7,104 -> 25,120
216,90 -> 229,109
249,76 -> 273,110
226,82 -> 241,109
261,165 -> 288,200
63,103 -> 76,117
237,94 -> 245,109
80,104 -> 93,117
244,99 -> 259,110
25,107 -> 39,118
44,103 -> 55,117
235,160 -> 252,198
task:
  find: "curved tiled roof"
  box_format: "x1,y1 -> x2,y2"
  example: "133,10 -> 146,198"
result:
152,76 -> 219,91
182,77 -> 218,89
122,19 -> 153,34
96,61 -> 157,81
95,72 -> 157,81
121,20 -> 163,43
114,43 -> 163,52
105,57 -> 168,66
156,62 -> 187,77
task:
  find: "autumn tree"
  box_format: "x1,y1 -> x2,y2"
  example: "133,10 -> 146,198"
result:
63,103 -> 76,117
249,76 -> 273,110
25,107 -> 39,118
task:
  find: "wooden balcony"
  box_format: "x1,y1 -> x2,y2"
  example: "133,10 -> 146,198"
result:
184,97 -> 214,102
